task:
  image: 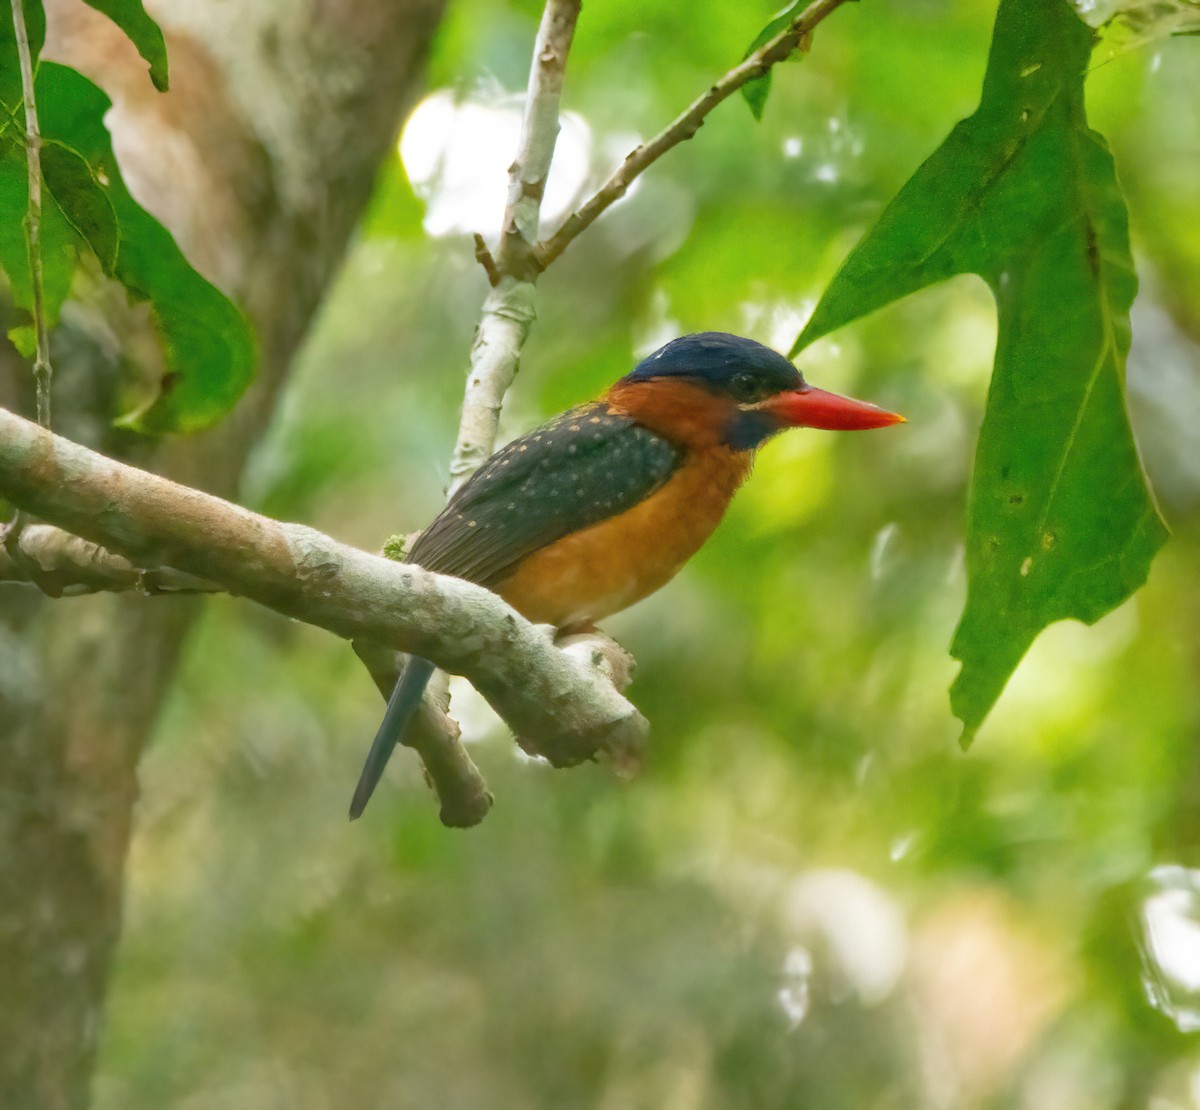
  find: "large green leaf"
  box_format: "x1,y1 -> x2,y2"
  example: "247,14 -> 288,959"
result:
80,0 -> 169,91
790,0 -> 1168,742
33,62 -> 255,433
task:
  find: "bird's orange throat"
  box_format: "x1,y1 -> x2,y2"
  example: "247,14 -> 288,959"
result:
496,443 -> 753,629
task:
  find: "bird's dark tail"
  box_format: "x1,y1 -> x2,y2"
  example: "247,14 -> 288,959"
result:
349,655 -> 437,820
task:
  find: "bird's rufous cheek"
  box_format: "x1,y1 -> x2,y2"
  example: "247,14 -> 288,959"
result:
761,387 -> 905,431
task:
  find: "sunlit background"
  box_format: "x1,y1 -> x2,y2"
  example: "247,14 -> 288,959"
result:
93,1 -> 1200,1106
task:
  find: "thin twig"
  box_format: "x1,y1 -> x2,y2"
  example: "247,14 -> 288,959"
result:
10,0 -> 52,428
447,0 -> 582,492
494,0 -> 580,281
535,0 -> 852,269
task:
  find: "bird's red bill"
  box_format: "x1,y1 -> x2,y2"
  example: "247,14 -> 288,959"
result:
762,386 -> 905,431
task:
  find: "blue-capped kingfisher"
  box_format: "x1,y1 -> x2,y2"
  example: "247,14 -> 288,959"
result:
350,332 -> 903,818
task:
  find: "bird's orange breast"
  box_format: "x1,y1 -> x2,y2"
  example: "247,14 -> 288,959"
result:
494,445 -> 752,629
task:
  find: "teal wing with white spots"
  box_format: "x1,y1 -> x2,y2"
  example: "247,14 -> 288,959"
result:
410,403 -> 681,589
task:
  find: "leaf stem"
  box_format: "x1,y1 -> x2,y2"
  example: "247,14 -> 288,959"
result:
10,0 -> 51,428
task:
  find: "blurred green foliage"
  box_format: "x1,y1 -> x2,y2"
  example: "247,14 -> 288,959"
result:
95,0 -> 1200,1106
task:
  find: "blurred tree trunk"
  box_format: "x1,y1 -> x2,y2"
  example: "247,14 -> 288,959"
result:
0,1 -> 445,1105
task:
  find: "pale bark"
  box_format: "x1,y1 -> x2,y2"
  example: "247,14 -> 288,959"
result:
0,406 -> 647,772
447,0 -> 583,493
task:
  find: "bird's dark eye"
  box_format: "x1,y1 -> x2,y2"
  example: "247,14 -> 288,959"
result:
729,372 -> 762,403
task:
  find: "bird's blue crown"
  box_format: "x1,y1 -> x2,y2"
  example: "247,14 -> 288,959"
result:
623,332 -> 804,394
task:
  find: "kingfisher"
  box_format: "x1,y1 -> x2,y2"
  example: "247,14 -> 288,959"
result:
349,332 -> 903,818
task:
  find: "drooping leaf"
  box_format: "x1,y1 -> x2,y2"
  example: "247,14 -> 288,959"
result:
80,0 -> 169,91
34,62 -> 255,433
739,1 -> 804,121
743,70 -> 773,122
790,0 -> 1169,742
0,132 -> 82,356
